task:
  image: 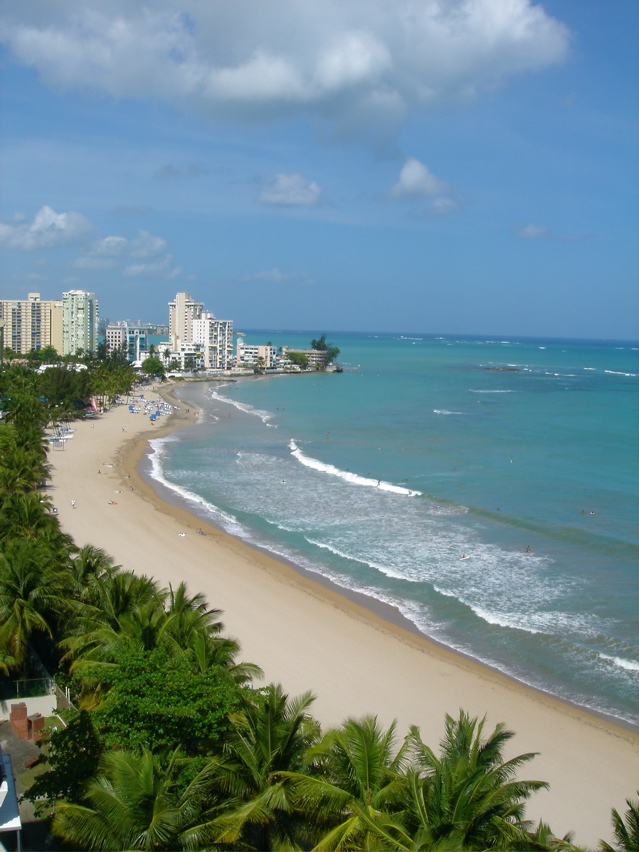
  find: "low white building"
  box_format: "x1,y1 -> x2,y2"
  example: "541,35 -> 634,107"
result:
236,340 -> 278,369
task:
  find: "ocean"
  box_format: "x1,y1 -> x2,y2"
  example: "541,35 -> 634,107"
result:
144,332 -> 639,727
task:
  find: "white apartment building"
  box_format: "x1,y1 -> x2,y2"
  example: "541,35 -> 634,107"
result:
168,292 -> 204,351
0,292 -> 63,355
62,290 -> 99,356
167,293 -> 234,371
192,311 -> 234,370
236,340 -> 278,369
105,324 -> 149,362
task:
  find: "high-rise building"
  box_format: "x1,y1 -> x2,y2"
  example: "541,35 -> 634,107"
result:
62,289 -> 99,355
168,292 -> 204,351
0,293 -> 63,355
192,311 -> 234,370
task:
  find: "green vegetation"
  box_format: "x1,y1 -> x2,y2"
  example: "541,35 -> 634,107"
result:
311,332 -> 340,364
0,357 -> 631,851
286,350 -> 309,369
141,354 -> 166,377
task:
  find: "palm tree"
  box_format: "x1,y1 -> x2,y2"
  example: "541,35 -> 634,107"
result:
600,793 -> 639,852
0,538 -> 70,671
288,715 -> 410,851
207,684 -> 321,850
0,493 -> 60,542
395,711 -> 549,851
161,582 -> 262,684
67,545 -> 120,603
51,748 -> 217,851
0,446 -> 49,496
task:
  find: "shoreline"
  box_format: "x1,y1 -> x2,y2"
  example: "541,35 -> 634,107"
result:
48,384 -> 639,847
138,385 -> 639,736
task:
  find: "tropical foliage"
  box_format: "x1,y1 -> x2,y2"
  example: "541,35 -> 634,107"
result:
600,792 -> 639,852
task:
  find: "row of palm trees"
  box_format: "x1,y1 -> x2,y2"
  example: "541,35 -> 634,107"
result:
51,694 -> 571,851
0,360 -> 636,851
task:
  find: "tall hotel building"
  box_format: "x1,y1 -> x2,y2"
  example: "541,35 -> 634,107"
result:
168,292 -> 233,370
169,292 -> 204,351
61,289 -> 99,356
0,293 -> 63,355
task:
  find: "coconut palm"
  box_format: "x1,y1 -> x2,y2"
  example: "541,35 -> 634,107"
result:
51,748 -> 217,851
67,544 -> 120,601
0,444 -> 49,496
288,715 -> 410,851
186,629 -> 263,685
162,582 -> 263,684
0,538 -> 71,670
600,793 -> 639,852
207,684 -> 320,850
0,492 -> 60,542
396,711 -> 549,850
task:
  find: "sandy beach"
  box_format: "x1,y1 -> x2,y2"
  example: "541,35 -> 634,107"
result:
47,385 -> 639,848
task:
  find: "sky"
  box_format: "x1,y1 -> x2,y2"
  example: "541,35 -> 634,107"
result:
1,0 -> 637,340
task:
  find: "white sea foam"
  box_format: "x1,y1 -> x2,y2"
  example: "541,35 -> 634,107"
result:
599,653 -> 639,672
433,409 -> 465,415
208,388 -> 276,425
469,389 -> 515,393
605,370 -> 636,377
306,538 -> 411,580
289,440 -> 421,496
147,437 -> 242,532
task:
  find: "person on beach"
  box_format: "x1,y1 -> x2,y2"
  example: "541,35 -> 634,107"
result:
71,500 -> 76,509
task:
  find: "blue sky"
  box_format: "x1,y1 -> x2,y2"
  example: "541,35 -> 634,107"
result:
1,1 -> 637,340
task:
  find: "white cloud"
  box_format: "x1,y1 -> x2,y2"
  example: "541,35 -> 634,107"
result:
129,230 -> 168,258
519,224 -> 549,239
391,157 -> 450,199
257,173 -> 321,206
0,205 -> 93,250
123,254 -> 179,278
87,235 -> 129,256
0,1 -> 571,141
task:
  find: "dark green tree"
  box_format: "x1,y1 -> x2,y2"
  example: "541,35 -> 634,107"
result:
92,645 -> 244,755
141,355 -> 165,378
23,710 -> 105,815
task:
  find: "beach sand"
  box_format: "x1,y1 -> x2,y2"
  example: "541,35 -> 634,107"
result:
48,386 -> 639,848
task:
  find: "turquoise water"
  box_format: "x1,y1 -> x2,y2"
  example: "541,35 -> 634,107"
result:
147,333 -> 639,726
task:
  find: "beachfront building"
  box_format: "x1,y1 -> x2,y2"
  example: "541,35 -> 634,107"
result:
156,341 -> 205,373
0,292 -> 63,355
105,323 -> 150,362
235,340 -> 278,369
166,292 -> 234,372
192,311 -> 234,370
282,346 -> 328,368
169,292 -> 204,351
62,289 -> 99,356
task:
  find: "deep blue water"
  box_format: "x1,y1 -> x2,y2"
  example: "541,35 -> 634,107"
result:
147,332 -> 639,726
